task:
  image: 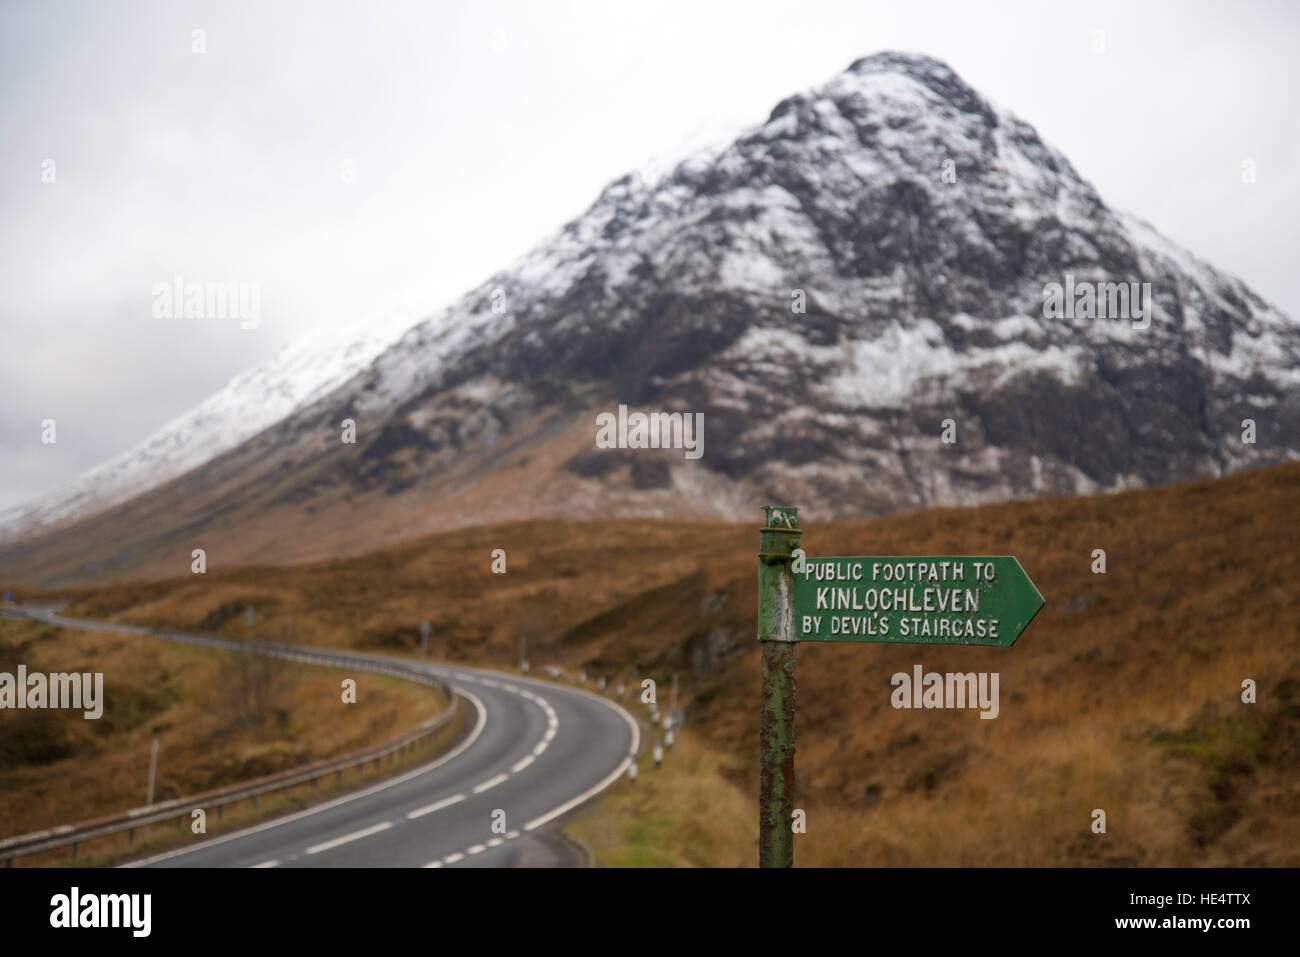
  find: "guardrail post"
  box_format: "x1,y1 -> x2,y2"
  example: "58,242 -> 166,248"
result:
72,841 -> 79,862
128,827 -> 135,847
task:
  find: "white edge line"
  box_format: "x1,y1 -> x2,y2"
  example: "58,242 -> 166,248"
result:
122,688 -> 489,868
523,689 -> 640,832
127,659 -> 637,866
510,755 -> 535,773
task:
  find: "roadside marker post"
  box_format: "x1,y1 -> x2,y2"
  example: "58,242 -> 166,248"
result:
757,505 -> 1045,867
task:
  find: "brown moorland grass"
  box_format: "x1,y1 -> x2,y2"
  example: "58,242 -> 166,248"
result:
15,460 -> 1299,866
0,617 -> 447,844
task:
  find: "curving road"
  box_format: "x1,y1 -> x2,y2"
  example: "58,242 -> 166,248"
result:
17,609 -> 640,868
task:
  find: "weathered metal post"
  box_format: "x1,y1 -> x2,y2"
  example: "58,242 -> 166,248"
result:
758,505 -> 801,868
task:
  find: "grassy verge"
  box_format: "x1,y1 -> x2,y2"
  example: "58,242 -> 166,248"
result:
565,729 -> 753,867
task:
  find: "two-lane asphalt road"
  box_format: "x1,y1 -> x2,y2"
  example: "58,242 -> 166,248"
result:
18,609 -> 639,868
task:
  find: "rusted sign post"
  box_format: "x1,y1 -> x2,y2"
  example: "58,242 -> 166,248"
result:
757,506 -> 1045,866
757,505 -> 801,868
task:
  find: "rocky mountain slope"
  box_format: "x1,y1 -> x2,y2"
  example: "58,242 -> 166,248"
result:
3,52 -> 1297,584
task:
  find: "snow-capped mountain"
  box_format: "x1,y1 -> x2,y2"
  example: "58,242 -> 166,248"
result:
4,52 -> 1298,583
0,312 -> 418,544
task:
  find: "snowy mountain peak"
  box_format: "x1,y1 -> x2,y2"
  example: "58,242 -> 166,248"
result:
3,52 -> 1297,582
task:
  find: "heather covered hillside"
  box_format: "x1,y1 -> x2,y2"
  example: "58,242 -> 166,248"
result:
29,461 -> 1299,866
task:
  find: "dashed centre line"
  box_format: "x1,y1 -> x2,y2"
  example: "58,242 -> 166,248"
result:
472,772 -> 509,793
406,793 -> 466,819
286,667 -> 630,869
305,820 -> 393,855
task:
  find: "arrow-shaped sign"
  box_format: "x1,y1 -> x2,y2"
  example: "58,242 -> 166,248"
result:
793,555 -> 1044,647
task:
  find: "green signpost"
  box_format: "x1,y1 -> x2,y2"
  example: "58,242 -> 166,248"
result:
794,555 -> 1043,646
757,507 -> 1046,867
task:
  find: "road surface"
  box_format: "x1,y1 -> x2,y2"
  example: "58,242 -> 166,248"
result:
15,608 -> 640,868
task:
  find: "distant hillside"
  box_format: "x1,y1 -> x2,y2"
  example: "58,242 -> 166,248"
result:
44,460 -> 1300,865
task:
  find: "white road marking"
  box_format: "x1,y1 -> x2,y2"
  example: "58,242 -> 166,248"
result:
472,772 -> 508,793
411,683 -> 639,869
523,688 -> 641,832
117,647 -> 643,872
123,689 -> 489,868
406,793 -> 466,819
305,820 -> 393,855
510,755 -> 534,773
250,860 -> 280,868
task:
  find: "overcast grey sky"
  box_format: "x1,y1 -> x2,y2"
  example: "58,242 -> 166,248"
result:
2,0 -> 1297,511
